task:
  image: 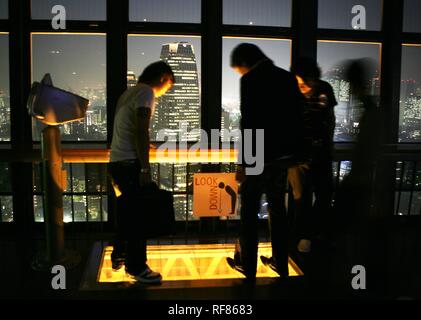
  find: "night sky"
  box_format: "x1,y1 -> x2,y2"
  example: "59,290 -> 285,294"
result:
0,1 -> 421,100
0,0 -> 7,20
31,34 -> 106,93
31,0 -> 106,21
318,0 -> 382,30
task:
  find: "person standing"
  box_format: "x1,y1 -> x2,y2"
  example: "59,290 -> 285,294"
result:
288,57 -> 337,253
109,61 -> 174,283
226,43 -> 304,280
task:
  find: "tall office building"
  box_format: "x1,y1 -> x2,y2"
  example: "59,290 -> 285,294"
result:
152,42 -> 200,141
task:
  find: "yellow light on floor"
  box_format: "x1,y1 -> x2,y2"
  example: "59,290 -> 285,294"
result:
98,243 -> 303,283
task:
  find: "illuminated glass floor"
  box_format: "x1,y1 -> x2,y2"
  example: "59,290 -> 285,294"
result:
98,243 -> 303,283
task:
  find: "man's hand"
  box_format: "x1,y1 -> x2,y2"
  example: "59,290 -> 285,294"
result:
235,166 -> 246,183
139,172 -> 152,187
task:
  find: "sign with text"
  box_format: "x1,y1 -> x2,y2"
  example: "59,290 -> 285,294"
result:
193,173 -> 238,217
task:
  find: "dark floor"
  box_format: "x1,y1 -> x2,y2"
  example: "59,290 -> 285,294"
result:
1,218 -> 421,301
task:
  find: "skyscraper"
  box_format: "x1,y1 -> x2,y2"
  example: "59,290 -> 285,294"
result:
152,42 -> 200,141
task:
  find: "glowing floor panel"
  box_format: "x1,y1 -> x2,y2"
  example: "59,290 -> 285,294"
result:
98,243 -> 303,283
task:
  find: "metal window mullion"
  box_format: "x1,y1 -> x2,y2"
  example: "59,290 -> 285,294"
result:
395,161 -> 405,215
407,161 -> 417,216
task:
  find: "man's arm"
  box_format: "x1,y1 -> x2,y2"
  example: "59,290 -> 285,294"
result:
135,107 -> 152,185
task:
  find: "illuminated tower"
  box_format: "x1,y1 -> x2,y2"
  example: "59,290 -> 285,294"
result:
152,42 -> 200,141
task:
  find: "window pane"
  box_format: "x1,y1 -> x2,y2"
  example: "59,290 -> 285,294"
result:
399,45 -> 421,142
86,163 -> 107,193
31,0 -> 106,21
404,0 -> 421,33
70,163 -> 85,192
0,0 -> 7,19
0,162 -> 11,192
34,195 -> 44,222
129,0 -> 200,23
174,194 -> 187,221
128,35 -> 201,141
223,0 -> 291,27
31,34 -> 106,141
87,195 -> 107,221
317,41 -> 381,142
0,163 -> 12,223
395,191 -> 421,216
1,196 -> 13,222
0,33 -> 10,141
222,37 -> 291,134
318,0 -> 382,31
71,195 -> 87,222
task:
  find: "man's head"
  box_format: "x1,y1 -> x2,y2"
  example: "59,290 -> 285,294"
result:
291,57 -> 321,94
230,43 -> 270,75
138,61 -> 175,97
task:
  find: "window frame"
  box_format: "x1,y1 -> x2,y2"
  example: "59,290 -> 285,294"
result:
2,0 -> 421,228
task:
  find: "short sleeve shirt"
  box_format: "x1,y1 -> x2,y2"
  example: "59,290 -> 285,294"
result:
110,83 -> 155,162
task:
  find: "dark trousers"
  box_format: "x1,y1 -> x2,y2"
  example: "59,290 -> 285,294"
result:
288,158 -> 333,241
109,161 -> 147,274
238,163 -> 289,278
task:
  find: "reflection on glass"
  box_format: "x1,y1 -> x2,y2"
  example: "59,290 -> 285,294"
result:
187,195 -> 198,221
0,0 -> 7,20
317,41 -> 381,142
395,161 -> 421,191
70,164 -> 85,192
404,0 -> 421,33
223,0 -> 291,27
0,163 -> 11,192
72,195 -> 87,222
34,195 -> 44,222
318,0 -> 382,31
87,195 -> 107,221
222,37 -> 291,136
128,35 -> 201,142
395,192 -> 421,216
129,0 -> 200,23
31,0 -> 106,21
86,163 -> 107,193
1,196 -> 13,222
34,163 -> 108,222
0,34 -> 10,141
31,34 -> 106,141
174,194 -> 187,221
399,45 -> 421,142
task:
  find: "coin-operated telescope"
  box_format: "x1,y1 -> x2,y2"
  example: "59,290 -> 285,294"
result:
28,73 -> 89,125
28,74 -> 89,270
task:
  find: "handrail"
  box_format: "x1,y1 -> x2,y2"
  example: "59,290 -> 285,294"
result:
1,144 -> 421,163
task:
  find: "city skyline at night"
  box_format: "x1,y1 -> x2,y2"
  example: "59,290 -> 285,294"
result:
1,36 -> 421,142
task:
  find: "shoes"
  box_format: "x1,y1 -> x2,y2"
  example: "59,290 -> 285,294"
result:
297,239 -> 312,253
226,257 -> 255,281
111,252 -> 126,271
126,266 -> 162,284
260,256 -> 288,277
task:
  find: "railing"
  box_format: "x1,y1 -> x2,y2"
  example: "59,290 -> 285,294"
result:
1,146 -> 421,232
